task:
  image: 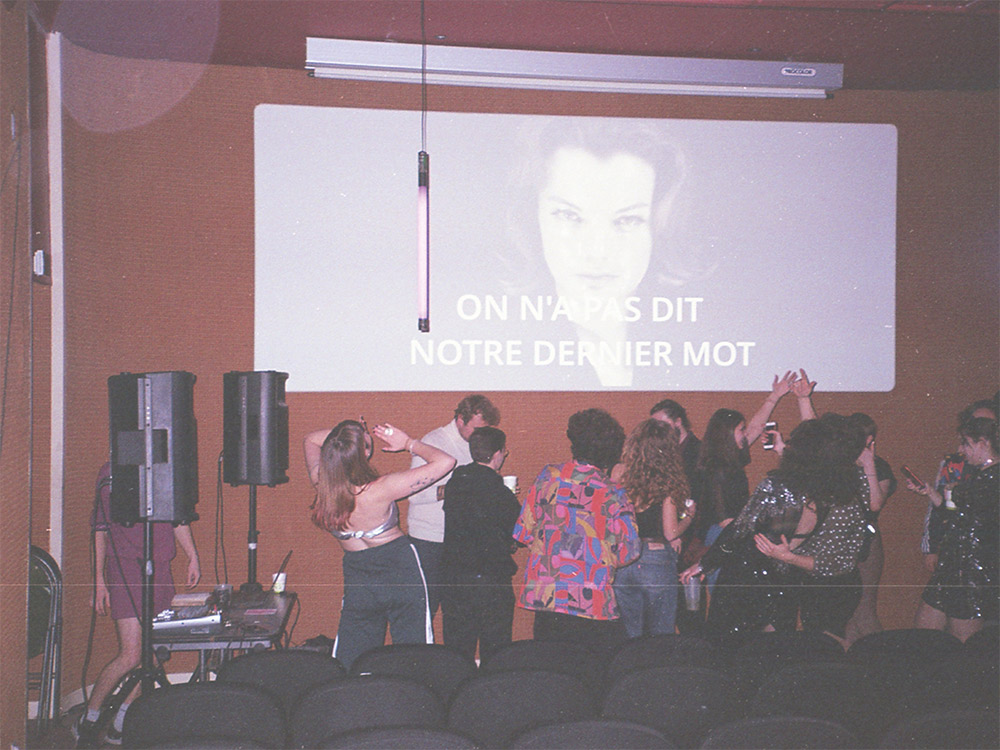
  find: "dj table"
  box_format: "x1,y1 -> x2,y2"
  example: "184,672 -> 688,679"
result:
153,589 -> 297,681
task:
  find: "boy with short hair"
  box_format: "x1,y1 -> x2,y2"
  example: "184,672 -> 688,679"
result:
441,426 -> 520,662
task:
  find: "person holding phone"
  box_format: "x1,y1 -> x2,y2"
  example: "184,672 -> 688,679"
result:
688,373 -> 797,587
916,397 -> 998,575
756,382 -> 884,645
905,416 -> 998,641
680,417 -> 864,639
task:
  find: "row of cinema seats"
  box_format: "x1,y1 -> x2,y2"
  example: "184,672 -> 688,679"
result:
119,626 -> 998,749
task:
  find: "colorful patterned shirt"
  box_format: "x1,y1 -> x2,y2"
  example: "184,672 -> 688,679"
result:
513,461 -> 639,620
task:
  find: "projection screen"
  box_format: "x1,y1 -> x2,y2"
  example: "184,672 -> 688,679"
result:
255,105 -> 896,392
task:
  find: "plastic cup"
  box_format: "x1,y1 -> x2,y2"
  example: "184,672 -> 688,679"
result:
503,475 -> 517,492
272,572 -> 286,594
683,577 -> 701,611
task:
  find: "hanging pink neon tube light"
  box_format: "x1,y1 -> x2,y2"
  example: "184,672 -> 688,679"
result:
417,149 -> 430,332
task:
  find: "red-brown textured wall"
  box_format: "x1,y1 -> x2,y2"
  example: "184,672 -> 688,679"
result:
0,4 -> 31,747
50,56 -> 998,696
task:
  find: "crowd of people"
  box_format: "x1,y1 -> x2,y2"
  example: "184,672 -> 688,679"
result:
78,381 -> 997,745
300,380 -> 998,665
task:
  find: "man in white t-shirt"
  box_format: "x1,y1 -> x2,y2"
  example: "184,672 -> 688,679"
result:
409,394 -> 501,618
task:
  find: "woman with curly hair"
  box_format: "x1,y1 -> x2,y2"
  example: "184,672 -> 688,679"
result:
304,418 -> 456,669
612,418 -> 693,638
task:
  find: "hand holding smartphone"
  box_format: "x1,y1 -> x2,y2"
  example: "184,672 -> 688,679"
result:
901,465 -> 925,488
763,421 -> 778,450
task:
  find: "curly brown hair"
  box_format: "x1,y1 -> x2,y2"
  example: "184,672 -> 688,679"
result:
621,418 -> 690,512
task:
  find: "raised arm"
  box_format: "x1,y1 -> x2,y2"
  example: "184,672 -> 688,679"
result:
407,428 -> 452,506
745,371 -> 796,445
370,423 -> 456,502
303,428 -> 332,487
791,368 -> 818,420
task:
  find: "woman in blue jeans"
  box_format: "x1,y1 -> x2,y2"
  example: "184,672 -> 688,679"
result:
612,418 -> 694,638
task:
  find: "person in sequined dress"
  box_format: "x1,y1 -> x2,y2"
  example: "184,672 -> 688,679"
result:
906,416 -> 999,642
918,397 -> 997,575
679,418 -> 863,638
754,413 -> 870,645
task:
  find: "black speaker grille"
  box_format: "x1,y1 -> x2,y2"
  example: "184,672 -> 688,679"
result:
223,371 -> 289,486
108,371 -> 199,524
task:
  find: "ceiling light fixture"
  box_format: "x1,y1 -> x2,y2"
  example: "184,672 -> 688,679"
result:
306,38 -> 843,99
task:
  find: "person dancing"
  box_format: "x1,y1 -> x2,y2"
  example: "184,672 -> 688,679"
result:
680,418 -> 863,640
304,419 -> 455,668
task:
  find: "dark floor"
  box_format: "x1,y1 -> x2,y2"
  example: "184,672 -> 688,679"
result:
30,705 -> 117,750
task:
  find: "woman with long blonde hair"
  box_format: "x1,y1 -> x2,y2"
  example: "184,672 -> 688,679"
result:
304,419 -> 455,668
612,418 -> 692,638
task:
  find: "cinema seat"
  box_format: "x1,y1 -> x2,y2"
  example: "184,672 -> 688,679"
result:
120,682 -> 285,749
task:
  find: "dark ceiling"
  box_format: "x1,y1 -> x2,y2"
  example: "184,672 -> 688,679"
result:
33,0 -> 999,91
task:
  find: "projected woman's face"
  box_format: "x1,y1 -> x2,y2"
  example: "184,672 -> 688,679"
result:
538,147 -> 655,304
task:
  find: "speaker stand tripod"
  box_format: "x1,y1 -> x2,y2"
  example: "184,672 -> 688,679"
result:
240,484 -> 263,594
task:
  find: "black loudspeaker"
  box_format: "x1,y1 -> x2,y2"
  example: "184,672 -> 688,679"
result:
223,370 -> 289,487
108,371 -> 199,525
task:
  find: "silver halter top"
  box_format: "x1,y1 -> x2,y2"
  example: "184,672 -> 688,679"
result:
329,502 -> 399,540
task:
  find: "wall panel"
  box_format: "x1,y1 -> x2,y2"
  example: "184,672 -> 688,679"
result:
56,55 -> 997,697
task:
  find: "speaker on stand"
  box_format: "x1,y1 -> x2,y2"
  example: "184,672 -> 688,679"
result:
222,371 -> 289,593
106,371 -> 199,702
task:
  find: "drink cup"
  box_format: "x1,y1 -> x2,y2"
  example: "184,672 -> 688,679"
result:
943,486 -> 957,510
503,475 -> 517,492
683,577 -> 701,611
272,572 -> 286,594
